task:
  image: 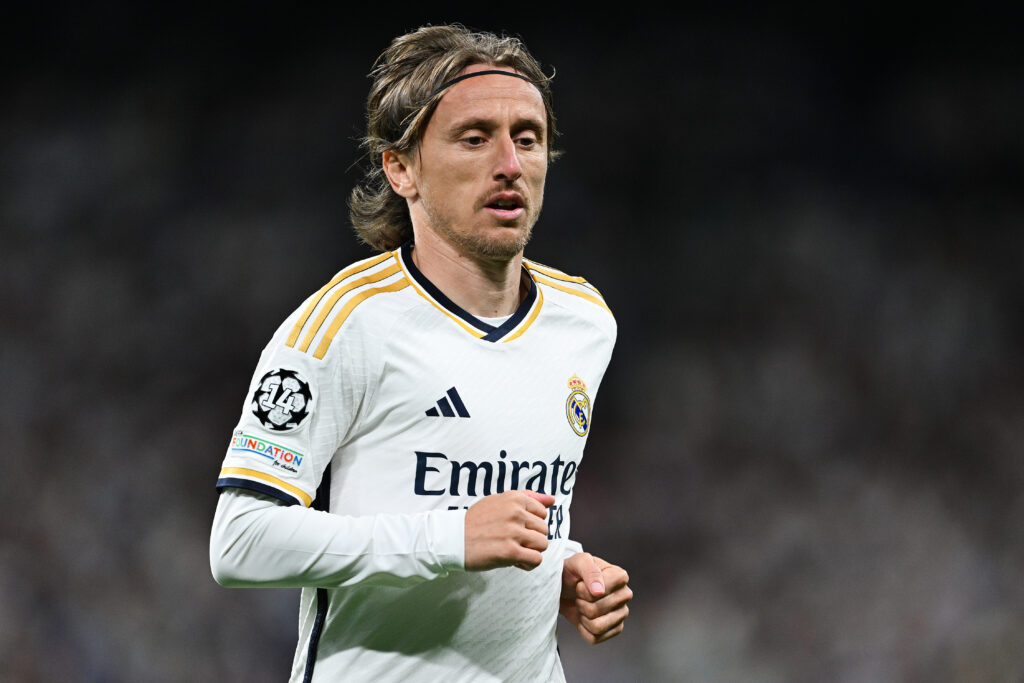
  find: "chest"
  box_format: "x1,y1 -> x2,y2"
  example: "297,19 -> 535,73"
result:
332,319 -> 608,514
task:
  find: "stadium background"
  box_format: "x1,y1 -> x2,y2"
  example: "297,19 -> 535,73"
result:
3,6 -> 1022,681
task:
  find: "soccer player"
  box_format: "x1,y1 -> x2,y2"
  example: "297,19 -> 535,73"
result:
209,24 -> 631,682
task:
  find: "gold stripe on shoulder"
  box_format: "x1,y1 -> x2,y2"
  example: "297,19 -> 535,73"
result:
313,277 -> 411,359
531,273 -> 612,315
286,251 -> 394,348
524,261 -> 603,297
502,285 -> 544,343
298,262 -> 403,353
219,466 -> 313,507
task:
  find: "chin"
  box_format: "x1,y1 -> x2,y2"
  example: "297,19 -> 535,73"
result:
477,227 -> 534,259
442,224 -> 533,260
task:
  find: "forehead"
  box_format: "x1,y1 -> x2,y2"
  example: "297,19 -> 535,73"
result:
429,66 -> 546,128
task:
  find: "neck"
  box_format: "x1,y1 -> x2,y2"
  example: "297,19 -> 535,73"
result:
410,230 -> 525,317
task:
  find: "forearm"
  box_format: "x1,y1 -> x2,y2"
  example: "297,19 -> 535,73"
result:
210,488 -> 465,588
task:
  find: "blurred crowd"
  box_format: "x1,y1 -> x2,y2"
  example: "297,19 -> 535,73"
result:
2,9 -> 1021,682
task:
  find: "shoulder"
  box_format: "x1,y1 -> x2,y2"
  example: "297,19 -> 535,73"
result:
524,257 -> 616,340
275,249 -> 415,361
525,258 -> 614,314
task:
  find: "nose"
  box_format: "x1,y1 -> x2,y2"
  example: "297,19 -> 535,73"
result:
493,135 -> 522,182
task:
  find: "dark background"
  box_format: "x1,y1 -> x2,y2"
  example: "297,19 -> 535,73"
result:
3,6 -> 1022,682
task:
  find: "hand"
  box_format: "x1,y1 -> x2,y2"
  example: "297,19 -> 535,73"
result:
464,490 -> 555,571
560,553 -> 632,644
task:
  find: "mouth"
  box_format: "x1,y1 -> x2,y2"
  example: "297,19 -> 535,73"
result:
484,193 -> 525,220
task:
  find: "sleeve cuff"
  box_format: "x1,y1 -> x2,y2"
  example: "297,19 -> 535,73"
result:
426,508 -> 467,572
216,467 -> 313,507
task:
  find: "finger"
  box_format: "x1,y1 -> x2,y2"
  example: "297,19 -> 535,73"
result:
590,556 -> 628,583
576,580 -> 633,604
512,546 -> 544,570
578,619 -> 625,645
522,502 -> 552,523
600,564 -> 630,591
579,604 -> 629,639
524,511 -> 548,536
519,527 -> 549,553
576,585 -> 633,619
573,565 -> 628,599
521,490 -> 556,509
522,498 -> 551,523
566,553 -> 605,598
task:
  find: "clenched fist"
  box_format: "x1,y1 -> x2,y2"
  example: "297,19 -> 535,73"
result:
560,553 -> 632,644
465,490 -> 555,571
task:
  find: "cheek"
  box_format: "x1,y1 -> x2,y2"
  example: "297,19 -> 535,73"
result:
527,162 -> 547,193
417,150 -> 477,196
530,152 -> 548,176
420,169 -> 470,208
439,164 -> 483,196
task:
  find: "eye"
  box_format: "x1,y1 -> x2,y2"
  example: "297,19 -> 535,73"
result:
462,135 -> 486,146
516,134 -> 539,149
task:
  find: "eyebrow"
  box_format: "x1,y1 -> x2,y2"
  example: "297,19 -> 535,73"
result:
448,116 -> 546,139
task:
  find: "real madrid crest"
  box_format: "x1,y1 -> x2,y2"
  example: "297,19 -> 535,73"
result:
565,374 -> 591,437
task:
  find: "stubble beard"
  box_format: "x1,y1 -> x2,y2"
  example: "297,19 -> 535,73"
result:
422,198 -> 538,261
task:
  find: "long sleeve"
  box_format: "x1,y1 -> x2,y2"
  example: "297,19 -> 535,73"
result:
210,489 -> 466,589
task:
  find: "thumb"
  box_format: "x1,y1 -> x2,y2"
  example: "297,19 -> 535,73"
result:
570,553 -> 605,598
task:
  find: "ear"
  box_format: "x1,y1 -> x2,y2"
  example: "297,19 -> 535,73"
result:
382,149 -> 418,199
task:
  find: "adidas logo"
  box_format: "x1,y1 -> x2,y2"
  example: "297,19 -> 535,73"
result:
425,387 -> 470,418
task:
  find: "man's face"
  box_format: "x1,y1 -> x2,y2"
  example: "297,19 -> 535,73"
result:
403,65 -> 549,260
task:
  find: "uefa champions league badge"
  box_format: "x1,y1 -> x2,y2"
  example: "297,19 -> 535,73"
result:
565,375 -> 591,437
250,368 -> 313,432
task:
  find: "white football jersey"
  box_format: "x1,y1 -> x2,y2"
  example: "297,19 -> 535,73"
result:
217,243 -> 616,682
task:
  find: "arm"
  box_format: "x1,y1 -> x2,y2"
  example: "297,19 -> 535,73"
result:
210,488 -> 465,588
210,488 -> 556,588
560,553 -> 633,644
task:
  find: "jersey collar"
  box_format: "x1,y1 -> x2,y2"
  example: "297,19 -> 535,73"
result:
398,242 -> 540,343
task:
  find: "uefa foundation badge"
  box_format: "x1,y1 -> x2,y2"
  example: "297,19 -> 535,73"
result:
565,374 -> 591,437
